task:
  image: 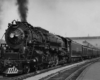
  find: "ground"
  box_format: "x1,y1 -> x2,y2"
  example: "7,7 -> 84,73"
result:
77,61 -> 100,80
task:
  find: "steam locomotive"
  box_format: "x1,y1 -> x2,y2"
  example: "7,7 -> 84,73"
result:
0,20 -> 100,75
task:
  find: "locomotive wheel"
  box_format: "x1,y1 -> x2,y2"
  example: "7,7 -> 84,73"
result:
23,65 -> 30,74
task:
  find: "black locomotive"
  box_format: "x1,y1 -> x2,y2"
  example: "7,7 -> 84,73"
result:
0,20 -> 100,75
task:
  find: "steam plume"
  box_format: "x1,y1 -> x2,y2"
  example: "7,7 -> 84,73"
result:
16,0 -> 28,22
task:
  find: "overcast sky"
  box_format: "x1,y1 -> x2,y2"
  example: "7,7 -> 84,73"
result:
0,0 -> 100,39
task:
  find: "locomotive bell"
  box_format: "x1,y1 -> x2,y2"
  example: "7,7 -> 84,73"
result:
12,20 -> 16,25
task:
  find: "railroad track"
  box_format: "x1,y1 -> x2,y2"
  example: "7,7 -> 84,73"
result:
40,58 -> 100,80
0,58 -> 99,80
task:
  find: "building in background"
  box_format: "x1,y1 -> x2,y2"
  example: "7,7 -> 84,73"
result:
70,36 -> 100,49
0,39 -> 5,45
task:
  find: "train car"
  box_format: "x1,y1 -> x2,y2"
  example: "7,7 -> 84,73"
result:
92,48 -> 100,58
97,49 -> 100,57
92,48 -> 96,58
82,45 -> 89,59
87,47 -> 93,58
82,45 -> 94,59
0,44 -> 1,57
70,41 -> 83,61
82,46 -> 92,59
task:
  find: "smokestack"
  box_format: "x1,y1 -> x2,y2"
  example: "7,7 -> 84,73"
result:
16,0 -> 28,22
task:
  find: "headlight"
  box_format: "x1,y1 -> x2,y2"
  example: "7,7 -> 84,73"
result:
33,57 -> 38,62
33,59 -> 36,62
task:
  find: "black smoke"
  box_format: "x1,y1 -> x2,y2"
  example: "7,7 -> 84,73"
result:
16,0 -> 28,22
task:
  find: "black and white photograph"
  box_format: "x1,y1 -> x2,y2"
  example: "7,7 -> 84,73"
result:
0,0 -> 100,80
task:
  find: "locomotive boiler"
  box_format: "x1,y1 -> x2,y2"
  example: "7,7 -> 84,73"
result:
1,20 -> 70,74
